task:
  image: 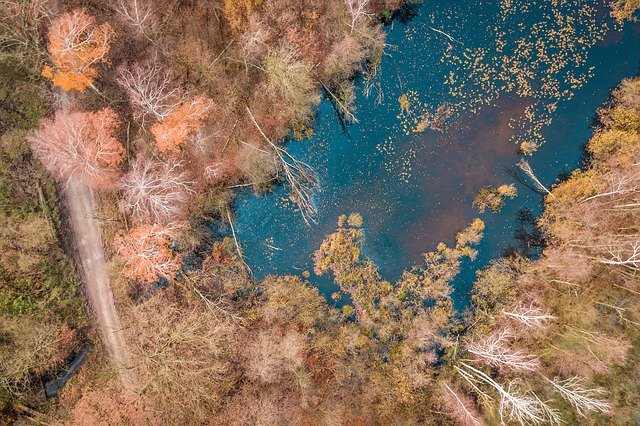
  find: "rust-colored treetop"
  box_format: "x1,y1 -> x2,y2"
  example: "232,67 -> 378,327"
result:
42,9 -> 115,92
29,108 -> 125,188
151,95 -> 214,156
114,223 -> 182,284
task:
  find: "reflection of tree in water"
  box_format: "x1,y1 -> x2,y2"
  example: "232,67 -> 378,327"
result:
504,208 -> 546,258
385,2 -> 421,24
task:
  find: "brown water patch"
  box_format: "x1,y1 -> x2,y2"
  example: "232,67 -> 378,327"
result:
400,95 -> 531,257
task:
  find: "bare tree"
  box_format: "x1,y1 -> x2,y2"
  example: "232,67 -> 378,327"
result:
581,171 -> 640,203
467,329 -> 540,371
238,15 -> 270,68
0,0 -> 50,67
263,46 -> 320,127
597,239 -> 640,270
244,329 -> 305,384
117,61 -> 183,127
128,300 -> 232,423
547,376 -> 611,417
119,157 -> 195,224
220,387 -> 303,426
456,363 -> 561,425
114,0 -> 155,40
344,0 -> 372,34
503,302 -> 556,329
204,162 -> 224,181
29,108 -> 124,188
440,381 -> 485,426
246,107 -> 319,224
189,128 -> 222,155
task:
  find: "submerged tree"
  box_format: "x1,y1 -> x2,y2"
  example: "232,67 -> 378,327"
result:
518,159 -> 551,195
29,108 -> 124,188
42,9 -> 115,91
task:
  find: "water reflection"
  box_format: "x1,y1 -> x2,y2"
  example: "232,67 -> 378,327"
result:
231,1 -> 640,306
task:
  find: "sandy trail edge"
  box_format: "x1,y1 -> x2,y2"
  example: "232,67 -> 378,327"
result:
64,177 -> 135,391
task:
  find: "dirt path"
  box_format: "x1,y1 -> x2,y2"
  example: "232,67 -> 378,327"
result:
65,177 -> 135,390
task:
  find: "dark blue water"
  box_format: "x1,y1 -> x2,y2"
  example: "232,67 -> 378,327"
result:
231,0 -> 640,307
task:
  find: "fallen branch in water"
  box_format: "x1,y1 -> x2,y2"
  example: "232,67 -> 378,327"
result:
246,106 -> 320,224
428,25 -> 463,45
320,81 -> 359,123
518,159 -> 552,196
226,207 -> 253,276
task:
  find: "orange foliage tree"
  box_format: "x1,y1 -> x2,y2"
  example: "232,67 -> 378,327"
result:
150,96 -> 214,156
114,223 -> 182,284
29,108 -> 124,188
42,9 -> 115,91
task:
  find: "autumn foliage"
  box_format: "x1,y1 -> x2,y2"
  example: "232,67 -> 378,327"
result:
29,108 -> 124,188
42,9 -> 115,91
114,224 -> 182,284
151,96 -> 214,156
67,383 -> 153,425
11,0 -> 640,423
460,77 -> 640,424
473,184 -> 517,213
610,0 -> 640,21
223,0 -> 261,34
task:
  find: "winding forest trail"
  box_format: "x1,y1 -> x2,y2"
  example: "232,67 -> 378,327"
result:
65,177 -> 135,390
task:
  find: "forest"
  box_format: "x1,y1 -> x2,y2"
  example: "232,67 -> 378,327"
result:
0,0 -> 639,424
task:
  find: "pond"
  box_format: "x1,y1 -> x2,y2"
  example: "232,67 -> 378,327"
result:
231,0 -> 640,308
